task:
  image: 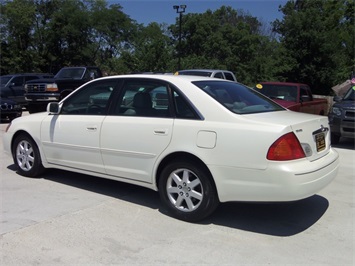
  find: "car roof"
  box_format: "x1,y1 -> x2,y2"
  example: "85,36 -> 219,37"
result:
98,74 -> 227,83
177,69 -> 233,73
1,73 -> 52,77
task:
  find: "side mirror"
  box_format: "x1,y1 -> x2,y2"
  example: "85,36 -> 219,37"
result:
47,102 -> 60,114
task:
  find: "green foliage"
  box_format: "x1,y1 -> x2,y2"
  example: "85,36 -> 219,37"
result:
0,0 -> 352,95
273,0 -> 354,94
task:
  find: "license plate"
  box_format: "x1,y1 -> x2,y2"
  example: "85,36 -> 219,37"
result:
315,133 -> 326,152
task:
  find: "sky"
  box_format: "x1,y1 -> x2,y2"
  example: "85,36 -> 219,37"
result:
109,0 -> 288,26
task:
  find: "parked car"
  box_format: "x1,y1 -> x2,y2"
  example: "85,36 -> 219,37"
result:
3,75 -> 339,222
0,97 -> 22,121
254,82 -> 328,115
24,66 -> 102,113
0,73 -> 53,108
328,86 -> 355,144
175,69 -> 237,81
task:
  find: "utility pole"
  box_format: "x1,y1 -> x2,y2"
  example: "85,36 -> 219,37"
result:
173,5 -> 187,70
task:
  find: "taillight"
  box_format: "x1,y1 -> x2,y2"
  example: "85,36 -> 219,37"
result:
267,132 -> 305,161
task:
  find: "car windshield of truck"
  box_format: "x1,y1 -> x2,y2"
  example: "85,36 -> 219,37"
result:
254,84 -> 298,102
0,76 -> 12,86
193,81 -> 284,114
55,68 -> 85,79
343,87 -> 355,101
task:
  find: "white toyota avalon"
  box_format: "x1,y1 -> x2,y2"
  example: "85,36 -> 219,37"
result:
3,75 -> 339,222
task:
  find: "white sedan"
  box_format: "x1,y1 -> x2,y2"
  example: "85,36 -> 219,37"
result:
3,75 -> 339,222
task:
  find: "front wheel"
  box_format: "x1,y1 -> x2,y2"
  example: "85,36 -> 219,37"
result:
13,134 -> 44,177
158,160 -> 219,222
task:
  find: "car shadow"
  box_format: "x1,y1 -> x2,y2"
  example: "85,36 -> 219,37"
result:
203,196 -> 329,236
8,166 -> 329,237
332,137 -> 355,150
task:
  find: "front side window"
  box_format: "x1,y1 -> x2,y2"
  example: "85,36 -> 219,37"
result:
193,80 -> 284,114
12,76 -> 24,86
61,79 -> 118,115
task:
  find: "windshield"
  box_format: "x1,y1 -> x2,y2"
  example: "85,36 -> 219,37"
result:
55,68 -> 85,79
0,76 -> 12,86
343,87 -> 355,101
254,84 -> 298,101
193,81 -> 284,114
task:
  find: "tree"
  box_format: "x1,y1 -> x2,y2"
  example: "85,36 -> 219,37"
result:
0,0 -> 38,73
272,0 -> 354,94
169,6 -> 279,85
0,0 -> 137,74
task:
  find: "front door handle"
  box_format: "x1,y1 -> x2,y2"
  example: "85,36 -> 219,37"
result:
154,129 -> 168,135
86,126 -> 97,131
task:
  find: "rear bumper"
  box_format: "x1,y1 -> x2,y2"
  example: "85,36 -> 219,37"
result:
210,148 -> 339,202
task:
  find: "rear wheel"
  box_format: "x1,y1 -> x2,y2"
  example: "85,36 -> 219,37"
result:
158,160 -> 219,222
13,134 -> 44,177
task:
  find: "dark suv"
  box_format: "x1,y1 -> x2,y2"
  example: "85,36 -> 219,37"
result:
328,86 -> 355,144
0,73 -> 53,108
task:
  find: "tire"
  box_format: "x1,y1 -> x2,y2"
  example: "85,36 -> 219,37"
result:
158,160 -> 219,222
13,134 -> 44,177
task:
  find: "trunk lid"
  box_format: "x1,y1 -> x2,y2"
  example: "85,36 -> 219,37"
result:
246,110 -> 331,161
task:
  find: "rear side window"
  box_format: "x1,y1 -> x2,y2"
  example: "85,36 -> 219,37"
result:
224,72 -> 236,81
213,72 -> 224,79
114,79 -> 199,119
193,80 -> 284,114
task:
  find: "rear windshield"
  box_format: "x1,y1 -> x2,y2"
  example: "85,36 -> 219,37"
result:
254,84 -> 298,101
193,81 -> 284,114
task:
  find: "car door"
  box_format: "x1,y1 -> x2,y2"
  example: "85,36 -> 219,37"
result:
299,86 -> 314,114
100,79 -> 174,183
40,79 -> 119,173
7,76 -> 25,101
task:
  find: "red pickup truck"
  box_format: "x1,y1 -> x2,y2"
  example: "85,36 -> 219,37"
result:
254,82 -> 328,115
